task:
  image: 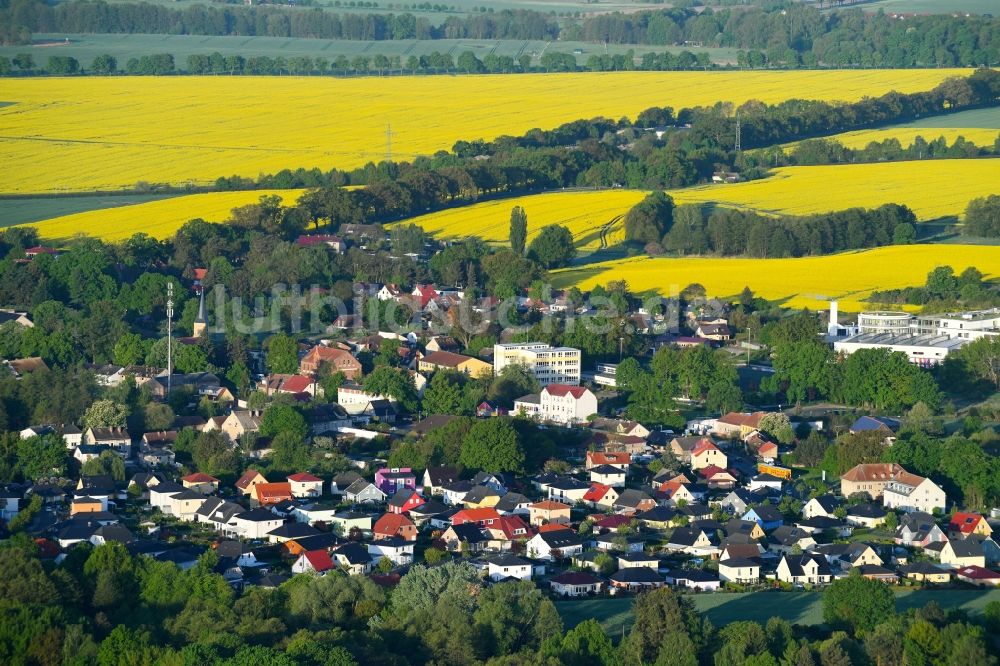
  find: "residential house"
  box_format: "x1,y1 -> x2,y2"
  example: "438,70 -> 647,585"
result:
691,440 -> 727,471
484,514 -> 533,550
720,543 -> 764,562
84,427 -> 131,456
368,537 -> 415,566
220,411 -> 263,443
181,473 -> 219,495
550,571 -> 603,597
425,336 -> 461,354
701,466 -> 737,490
292,550 -> 336,575
776,553 -> 833,585
546,478 -> 590,504
896,512 -> 947,548
374,468 -> 417,496
767,526 -> 816,555
529,500 -> 572,526
196,498 -> 245,536
670,436 -> 713,464
514,384 -> 598,425
614,489 -> 657,514
802,496 -> 841,520
846,503 -> 887,528
332,542 -> 374,575
463,485 -> 502,509
254,482 -> 293,506
373,513 -> 417,541
140,431 -> 177,467
743,505 -> 783,532
724,519 -> 765,541
422,466 -> 459,495
329,511 -> 373,536
299,345 -> 362,380
899,562 -> 952,584
664,569 -> 720,592
486,554 -> 532,581
440,523 -> 489,553
267,522 -> 321,544
695,321 -> 731,341
526,530 -> 585,561
235,469 -> 267,497
344,479 -> 387,504
0,487 -> 20,520
610,567 -> 665,591
583,483 -> 620,510
713,412 -> 767,439
948,513 -> 992,539
585,450 -> 631,471
590,417 -> 650,439
719,558 -> 762,584
441,480 -> 474,506
748,473 -> 783,492
417,350 -> 492,377
287,472 -> 323,498
940,539 -> 986,568
330,471 -> 362,496
849,416 -> 900,441
290,503 -> 340,527
856,564 -> 898,583
590,465 -> 626,488
665,528 -> 718,556
812,543 -> 883,572
954,565 -> 1000,587
388,488 -> 426,515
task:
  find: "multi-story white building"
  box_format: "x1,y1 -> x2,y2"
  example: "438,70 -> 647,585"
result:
514,384 -> 598,425
493,342 -> 581,386
883,473 -> 947,514
834,333 -> 967,367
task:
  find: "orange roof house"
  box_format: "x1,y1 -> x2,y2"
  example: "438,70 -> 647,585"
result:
373,513 -> 418,542
255,482 -> 294,506
236,469 -> 267,496
585,451 -> 631,470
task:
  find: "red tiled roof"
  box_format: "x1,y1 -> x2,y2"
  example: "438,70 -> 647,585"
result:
235,469 -> 265,490
288,472 -> 322,483
544,384 -> 589,399
583,483 -> 613,502
374,512 -> 415,535
530,500 -> 571,512
594,514 -> 631,529
949,513 -> 986,534
182,472 -> 219,484
255,482 -> 293,502
421,350 -> 471,368
538,523 -> 572,533
452,508 -> 501,525
303,549 -> 335,572
692,440 -> 721,457
587,451 -> 630,466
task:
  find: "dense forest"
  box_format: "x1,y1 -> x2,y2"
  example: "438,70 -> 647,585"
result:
2,0 -> 999,67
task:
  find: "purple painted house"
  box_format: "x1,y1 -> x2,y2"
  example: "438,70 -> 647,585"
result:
375,467 -> 416,495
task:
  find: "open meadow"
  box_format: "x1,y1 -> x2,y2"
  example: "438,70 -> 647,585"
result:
670,159 -> 1000,220
798,128 -> 1000,150
25,189 -> 303,241
550,244 -> 1000,311
0,69 -> 970,194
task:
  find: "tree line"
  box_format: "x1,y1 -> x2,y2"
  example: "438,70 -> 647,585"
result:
625,192 -> 921,258
0,47 -> 725,77
3,1 -> 1000,67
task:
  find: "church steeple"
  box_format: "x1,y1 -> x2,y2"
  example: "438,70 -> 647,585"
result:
192,288 -> 207,337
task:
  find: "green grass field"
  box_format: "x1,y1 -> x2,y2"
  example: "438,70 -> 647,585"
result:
0,193 -> 178,227
882,107 -> 1000,130
851,0 -> 998,14
0,33 -> 739,67
556,589 -> 1000,633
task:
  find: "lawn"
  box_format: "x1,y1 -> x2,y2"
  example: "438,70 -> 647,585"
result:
0,69 -> 969,194
556,589 -> 1000,633
0,193 -> 179,227
797,128 -> 1000,150
550,244 -> 1000,312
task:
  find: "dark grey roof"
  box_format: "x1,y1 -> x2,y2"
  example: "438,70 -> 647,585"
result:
495,493 -> 529,512
781,553 -> 832,577
847,503 -> 887,519
267,523 -> 320,539
610,567 -> 663,583
666,568 -> 718,583
236,508 -> 282,522
538,531 -> 584,549
334,542 -> 372,565
487,553 -> 530,568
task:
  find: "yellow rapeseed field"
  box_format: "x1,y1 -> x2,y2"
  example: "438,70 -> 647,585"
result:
0,70 -> 968,194
28,189 -> 304,242
396,189 -> 648,251
790,128 -> 1000,150
551,245 -> 1000,312
670,159 -> 1000,220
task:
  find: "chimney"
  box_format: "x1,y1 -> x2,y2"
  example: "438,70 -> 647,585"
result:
827,300 -> 839,338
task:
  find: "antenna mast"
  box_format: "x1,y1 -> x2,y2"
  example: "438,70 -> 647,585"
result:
166,282 -> 174,395
386,123 -> 393,161
734,114 -> 742,153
